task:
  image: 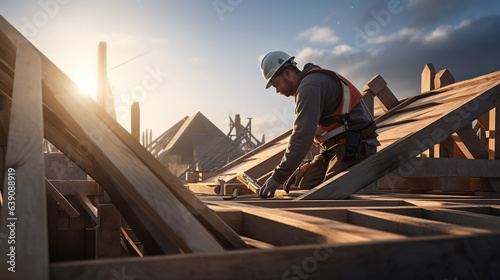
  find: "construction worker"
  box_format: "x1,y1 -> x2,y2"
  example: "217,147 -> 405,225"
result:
259,51 -> 379,198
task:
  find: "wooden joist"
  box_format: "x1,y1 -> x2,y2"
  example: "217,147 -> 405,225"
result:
0,43 -> 48,279
50,233 -> 500,280
50,194 -> 500,278
348,209 -> 491,236
210,201 -> 406,245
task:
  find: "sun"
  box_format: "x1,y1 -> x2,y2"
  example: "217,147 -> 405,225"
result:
75,75 -> 97,99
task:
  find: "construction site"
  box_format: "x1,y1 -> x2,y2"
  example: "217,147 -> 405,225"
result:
1,10 -> 500,280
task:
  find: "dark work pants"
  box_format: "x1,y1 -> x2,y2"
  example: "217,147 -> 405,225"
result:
297,142 -> 377,189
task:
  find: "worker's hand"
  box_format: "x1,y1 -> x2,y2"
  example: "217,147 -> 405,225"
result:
259,176 -> 280,198
283,162 -> 311,193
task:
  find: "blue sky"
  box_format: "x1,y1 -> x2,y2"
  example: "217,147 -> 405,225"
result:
2,0 -> 500,141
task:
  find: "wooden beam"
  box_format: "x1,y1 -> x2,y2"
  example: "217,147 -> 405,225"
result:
0,93 -> 9,195
361,89 -> 374,117
421,63 -> 436,92
131,102 -> 140,142
214,202 -> 405,245
456,125 -> 489,159
77,193 -> 98,223
48,180 -> 100,196
46,179 -> 80,218
348,209 -> 491,236
0,43 -> 48,279
423,208 -> 500,232
435,69 -> 455,89
363,75 -> 399,112
97,42 -> 107,109
382,157 -> 500,177
121,227 -> 143,257
96,203 -> 122,258
490,107 -> 499,159
374,86 -> 399,112
50,234 -> 500,280
297,80 -> 500,199
240,236 -> 274,249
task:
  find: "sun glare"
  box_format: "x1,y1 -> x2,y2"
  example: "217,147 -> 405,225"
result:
76,75 -> 97,99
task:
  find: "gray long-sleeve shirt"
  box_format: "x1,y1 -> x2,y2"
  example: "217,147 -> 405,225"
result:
271,63 -> 380,184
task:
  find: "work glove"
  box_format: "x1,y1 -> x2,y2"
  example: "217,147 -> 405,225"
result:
259,176 -> 281,198
283,162 -> 311,193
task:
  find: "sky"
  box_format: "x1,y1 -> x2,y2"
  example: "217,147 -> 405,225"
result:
2,0 -> 500,142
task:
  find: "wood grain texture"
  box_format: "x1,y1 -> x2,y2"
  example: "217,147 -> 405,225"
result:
0,15 -> 246,253
0,43 -> 48,279
46,179 -> 80,218
50,234 -> 500,280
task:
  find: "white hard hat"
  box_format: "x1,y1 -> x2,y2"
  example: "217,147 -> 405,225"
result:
260,51 -> 296,89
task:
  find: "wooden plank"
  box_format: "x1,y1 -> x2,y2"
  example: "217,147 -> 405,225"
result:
96,203 -> 121,258
385,158 -> 500,177
131,102 -> 140,141
50,234 -> 500,280
97,42 -> 107,109
374,86 -> 399,112
46,179 -> 80,218
207,205 -> 243,235
364,74 -> 387,94
422,208 -> 500,232
0,93 -> 9,196
297,78 -> 500,200
215,202 -> 406,245
48,180 -> 100,196
76,193 -> 98,224
240,236 -> 274,249
456,124 -> 489,159
211,199 -> 407,208
348,209 -> 491,236
121,227 -> 143,257
0,43 -> 48,279
490,107 -> 499,159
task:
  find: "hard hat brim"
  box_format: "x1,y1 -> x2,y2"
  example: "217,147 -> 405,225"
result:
265,79 -> 272,89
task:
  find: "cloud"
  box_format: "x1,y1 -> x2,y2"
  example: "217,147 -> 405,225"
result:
367,28 -> 423,44
295,15 -> 500,100
407,0 -> 470,25
423,19 -> 471,43
297,26 -> 340,44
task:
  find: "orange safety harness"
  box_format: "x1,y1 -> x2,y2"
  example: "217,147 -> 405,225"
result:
299,67 -> 363,143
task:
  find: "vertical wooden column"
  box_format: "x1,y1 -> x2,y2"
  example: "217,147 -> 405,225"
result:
488,107 -> 500,191
489,107 -> 499,160
0,93 -> 10,197
361,89 -> 374,117
421,63 -> 436,93
420,63 -> 436,158
97,42 -> 107,109
435,69 -> 457,191
435,69 -> 455,88
0,43 -> 48,279
95,203 -> 121,258
131,102 -> 140,141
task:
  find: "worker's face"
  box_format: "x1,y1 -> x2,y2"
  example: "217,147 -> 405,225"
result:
271,70 -> 295,97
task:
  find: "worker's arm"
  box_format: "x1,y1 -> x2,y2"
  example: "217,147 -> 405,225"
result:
270,84 -> 324,184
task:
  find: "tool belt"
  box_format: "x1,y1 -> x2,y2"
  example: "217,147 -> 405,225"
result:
319,121 -> 377,162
